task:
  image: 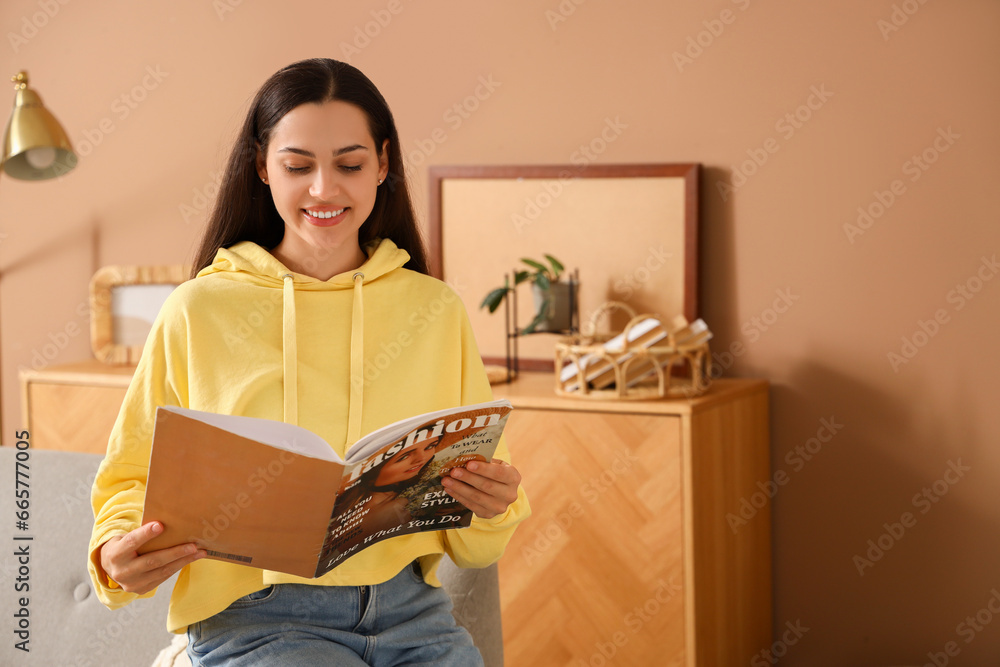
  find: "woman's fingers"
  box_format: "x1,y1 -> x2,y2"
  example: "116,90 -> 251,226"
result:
118,520 -> 166,554
442,459 -> 521,519
99,522 -> 206,594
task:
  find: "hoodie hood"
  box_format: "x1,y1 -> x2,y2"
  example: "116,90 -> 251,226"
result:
197,237 -> 410,288
197,238 -> 411,440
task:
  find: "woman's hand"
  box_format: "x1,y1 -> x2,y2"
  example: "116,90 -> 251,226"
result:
97,521 -> 206,595
441,458 -> 521,520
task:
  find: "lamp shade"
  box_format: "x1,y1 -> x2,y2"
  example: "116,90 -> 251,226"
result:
2,71 -> 77,181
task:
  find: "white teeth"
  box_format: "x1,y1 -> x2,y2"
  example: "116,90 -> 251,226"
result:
306,208 -> 345,219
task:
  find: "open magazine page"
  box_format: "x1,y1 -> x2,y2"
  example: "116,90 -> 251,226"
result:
158,405 -> 340,461
314,401 -> 512,576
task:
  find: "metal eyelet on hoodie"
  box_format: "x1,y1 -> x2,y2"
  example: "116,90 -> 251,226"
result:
353,271 -> 364,282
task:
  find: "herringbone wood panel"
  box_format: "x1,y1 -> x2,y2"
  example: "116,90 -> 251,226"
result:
500,410 -> 685,666
27,382 -> 127,453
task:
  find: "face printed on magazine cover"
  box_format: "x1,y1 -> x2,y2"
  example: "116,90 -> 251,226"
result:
375,439 -> 441,487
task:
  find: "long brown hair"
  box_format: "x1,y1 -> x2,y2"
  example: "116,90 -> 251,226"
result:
190,58 -> 427,278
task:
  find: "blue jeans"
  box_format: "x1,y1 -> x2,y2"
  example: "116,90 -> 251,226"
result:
185,561 -> 483,666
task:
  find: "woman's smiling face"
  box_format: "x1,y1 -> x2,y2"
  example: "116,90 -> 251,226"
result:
375,439 -> 440,487
258,99 -> 388,270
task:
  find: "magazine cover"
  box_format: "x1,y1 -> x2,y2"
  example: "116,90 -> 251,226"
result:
316,402 -> 510,575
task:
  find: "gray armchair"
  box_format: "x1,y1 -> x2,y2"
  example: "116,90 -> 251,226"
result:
0,448 -> 503,666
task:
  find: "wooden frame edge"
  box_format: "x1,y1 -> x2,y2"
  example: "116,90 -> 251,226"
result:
89,265 -> 190,365
428,164 -> 701,367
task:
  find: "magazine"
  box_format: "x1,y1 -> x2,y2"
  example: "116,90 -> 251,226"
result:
587,317 -> 713,390
137,399 -> 513,578
561,316 -> 712,392
560,317 -> 667,392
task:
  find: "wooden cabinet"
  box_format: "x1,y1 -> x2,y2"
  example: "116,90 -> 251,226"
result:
20,360 -> 135,454
491,373 -> 771,666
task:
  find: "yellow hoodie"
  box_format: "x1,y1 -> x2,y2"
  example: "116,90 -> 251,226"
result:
88,238 -> 530,633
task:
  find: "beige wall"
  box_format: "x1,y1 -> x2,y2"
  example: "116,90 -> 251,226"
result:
2,0 -> 998,662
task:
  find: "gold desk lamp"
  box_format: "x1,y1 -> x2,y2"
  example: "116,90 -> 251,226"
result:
1,71 -> 78,441
3,71 -> 77,179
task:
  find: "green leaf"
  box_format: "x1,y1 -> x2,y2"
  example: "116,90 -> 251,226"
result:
521,258 -> 548,274
524,298 -> 552,334
522,310 -> 546,334
480,287 -> 510,313
513,270 -> 530,285
535,273 -> 551,291
544,254 -> 564,278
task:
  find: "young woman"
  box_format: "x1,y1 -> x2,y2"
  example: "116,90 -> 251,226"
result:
88,58 -> 530,666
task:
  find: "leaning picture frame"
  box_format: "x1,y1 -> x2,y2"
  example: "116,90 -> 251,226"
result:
427,164 -> 699,369
89,265 -> 190,364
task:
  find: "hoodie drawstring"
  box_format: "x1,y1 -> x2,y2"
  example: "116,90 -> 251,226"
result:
282,274 -> 298,425
347,271 -> 365,444
280,271 -> 364,444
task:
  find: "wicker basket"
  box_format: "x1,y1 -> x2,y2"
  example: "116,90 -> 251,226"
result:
554,302 -> 712,400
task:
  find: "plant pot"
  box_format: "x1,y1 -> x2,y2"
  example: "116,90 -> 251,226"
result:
530,280 -> 577,333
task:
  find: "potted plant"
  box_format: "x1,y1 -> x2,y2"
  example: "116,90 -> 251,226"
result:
480,255 -> 575,334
